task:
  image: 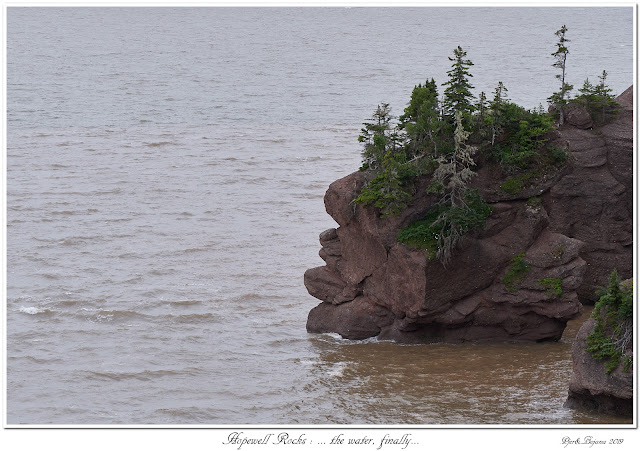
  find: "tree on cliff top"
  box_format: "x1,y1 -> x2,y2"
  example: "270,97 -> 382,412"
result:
358,103 -> 398,170
429,111 -> 490,265
576,70 -> 621,125
442,46 -> 475,123
548,25 -> 573,124
398,79 -> 445,158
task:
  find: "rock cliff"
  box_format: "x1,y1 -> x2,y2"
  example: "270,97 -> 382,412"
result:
304,86 -> 633,343
564,318 -> 633,416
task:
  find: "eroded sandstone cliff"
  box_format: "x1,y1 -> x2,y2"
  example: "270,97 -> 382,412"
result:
564,317 -> 633,417
304,86 -> 633,344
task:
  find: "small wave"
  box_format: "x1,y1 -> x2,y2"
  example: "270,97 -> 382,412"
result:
166,299 -> 202,306
92,188 -> 122,195
85,309 -> 149,322
117,252 -> 140,259
183,247 -> 205,253
327,362 -> 347,377
235,293 -> 261,302
19,306 -> 50,315
85,369 -> 180,381
145,141 -> 174,147
163,313 -> 219,324
57,141 -> 84,147
255,138 -> 287,143
59,238 -> 84,246
24,355 -> 62,364
57,298 -> 105,307
298,156 -> 322,162
149,268 -> 172,276
155,407 -> 202,421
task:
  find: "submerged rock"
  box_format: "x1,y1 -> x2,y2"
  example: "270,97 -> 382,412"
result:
304,87 -> 633,343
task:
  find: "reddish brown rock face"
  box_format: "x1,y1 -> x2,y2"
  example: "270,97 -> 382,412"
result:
564,319 -> 633,416
546,86 -> 634,303
304,87 -> 633,343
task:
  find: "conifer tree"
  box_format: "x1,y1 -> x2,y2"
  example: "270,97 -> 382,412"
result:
476,91 -> 487,120
577,78 -> 597,112
432,111 -> 477,208
548,25 -> 573,124
442,46 -> 475,122
398,79 -> 443,158
594,70 -> 619,123
489,81 -> 509,146
576,70 -> 619,124
430,111 -> 478,265
474,91 -> 488,139
359,103 -> 394,170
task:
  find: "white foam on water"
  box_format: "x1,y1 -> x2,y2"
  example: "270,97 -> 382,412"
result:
19,306 -> 45,315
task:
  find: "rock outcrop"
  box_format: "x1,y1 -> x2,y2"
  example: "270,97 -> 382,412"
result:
304,87 -> 633,343
564,318 -> 633,416
546,87 -> 634,303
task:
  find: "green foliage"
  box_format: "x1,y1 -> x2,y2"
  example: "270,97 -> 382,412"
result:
398,189 -> 491,262
491,105 -> 555,171
503,253 -> 531,292
538,278 -> 563,297
396,206 -> 444,259
576,78 -> 598,111
432,111 -> 477,202
442,46 -> 475,121
586,270 -> 633,374
429,111 -> 483,265
398,79 -> 447,159
548,145 -> 570,164
353,42 -> 568,265
526,196 -> 542,208
575,70 -> 621,125
483,81 -> 510,146
548,25 -> 573,123
359,103 -> 393,170
499,172 -> 535,194
353,150 -> 415,217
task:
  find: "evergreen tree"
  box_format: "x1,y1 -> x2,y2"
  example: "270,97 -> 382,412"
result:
577,77 -> 597,112
442,46 -> 475,122
432,111 -> 477,207
359,103 -> 394,170
353,149 -> 414,217
576,71 -> 620,124
476,91 -> 488,120
488,81 -> 509,146
430,111 -> 479,265
548,25 -> 573,124
594,70 -> 619,123
474,91 -> 489,139
398,79 -> 444,158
